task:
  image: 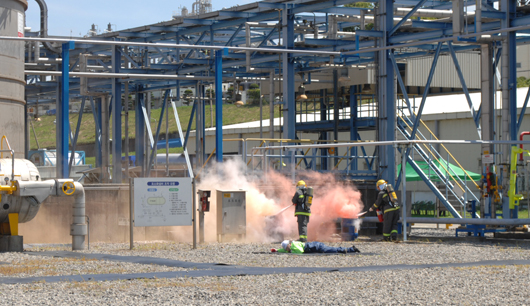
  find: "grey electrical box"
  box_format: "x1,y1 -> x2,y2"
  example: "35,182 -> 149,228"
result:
216,190 -> 246,242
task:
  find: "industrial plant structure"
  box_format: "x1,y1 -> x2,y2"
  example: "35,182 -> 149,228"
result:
2,0 -> 530,245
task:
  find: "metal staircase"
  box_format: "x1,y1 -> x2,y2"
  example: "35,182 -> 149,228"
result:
396,101 -> 481,218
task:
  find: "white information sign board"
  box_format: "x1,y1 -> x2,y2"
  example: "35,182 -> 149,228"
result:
482,154 -> 494,164
133,177 -> 192,227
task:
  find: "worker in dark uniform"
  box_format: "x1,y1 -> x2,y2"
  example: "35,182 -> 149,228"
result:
369,179 -> 401,242
292,180 -> 311,242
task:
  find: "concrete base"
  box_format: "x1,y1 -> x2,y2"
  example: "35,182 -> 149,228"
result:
0,235 -> 23,252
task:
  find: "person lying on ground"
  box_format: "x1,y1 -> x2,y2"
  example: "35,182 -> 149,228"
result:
271,240 -> 360,254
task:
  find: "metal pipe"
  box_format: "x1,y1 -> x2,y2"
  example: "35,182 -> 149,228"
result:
125,83 -> 130,180
0,36 -> 341,56
71,182 -> 86,250
82,185 -> 129,191
245,23 -> 251,72
34,0 -> 61,54
402,145 -> 408,241
394,7 -> 455,18
25,70 -> 214,80
475,0 -> 482,34
520,131 -> 530,161
85,215 -> 89,250
245,22 -> 278,28
129,178 -> 134,250
254,139 -> 530,152
363,216 -> 530,226
342,24 -> 530,56
270,71 -> 275,139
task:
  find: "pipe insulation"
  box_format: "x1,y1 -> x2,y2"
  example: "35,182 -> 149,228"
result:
70,182 -> 86,250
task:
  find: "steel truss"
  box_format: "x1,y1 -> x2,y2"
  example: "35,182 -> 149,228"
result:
3,0 -> 530,195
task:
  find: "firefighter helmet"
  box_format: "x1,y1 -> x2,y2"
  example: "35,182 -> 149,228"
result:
296,180 -> 306,187
376,179 -> 386,190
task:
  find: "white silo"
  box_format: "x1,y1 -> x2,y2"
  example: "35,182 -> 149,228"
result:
0,0 -> 27,158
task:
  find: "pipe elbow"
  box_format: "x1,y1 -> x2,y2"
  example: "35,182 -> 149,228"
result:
34,0 -> 61,54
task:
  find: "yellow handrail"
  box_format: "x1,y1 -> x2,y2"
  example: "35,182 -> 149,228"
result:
398,114 -> 474,193
0,135 -> 12,159
247,140 -> 266,166
245,138 -> 312,143
397,98 -> 480,189
296,148 -> 312,168
333,148 -> 351,170
417,119 -> 480,189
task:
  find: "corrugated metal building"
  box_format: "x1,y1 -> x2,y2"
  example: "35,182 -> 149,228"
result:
405,52 -> 481,89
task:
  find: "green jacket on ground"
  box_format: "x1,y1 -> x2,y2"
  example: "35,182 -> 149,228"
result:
277,241 -> 305,253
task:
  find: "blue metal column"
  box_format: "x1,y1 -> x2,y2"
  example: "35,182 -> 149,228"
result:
447,42 -> 481,136
282,5 -> 295,140
350,85 -> 358,172
320,89 -> 328,170
195,81 -> 205,168
378,0 -> 396,186
135,86 -> 145,176
57,41 -> 74,178
91,97 -> 102,168
112,46 -> 122,182
215,49 -> 226,162
147,90 -> 169,175
409,42 -> 442,140
201,83 -> 206,163
508,1 -> 517,141
333,70 -> 339,168
508,0 -> 518,218
499,0 -> 517,218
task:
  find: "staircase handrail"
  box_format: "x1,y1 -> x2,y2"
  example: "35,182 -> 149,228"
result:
396,105 -> 480,205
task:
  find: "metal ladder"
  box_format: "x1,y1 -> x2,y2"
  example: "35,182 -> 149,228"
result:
396,102 -> 481,218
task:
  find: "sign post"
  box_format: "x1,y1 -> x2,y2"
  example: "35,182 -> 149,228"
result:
129,178 -> 134,250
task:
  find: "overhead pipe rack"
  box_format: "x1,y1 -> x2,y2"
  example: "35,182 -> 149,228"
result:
10,0 -> 530,200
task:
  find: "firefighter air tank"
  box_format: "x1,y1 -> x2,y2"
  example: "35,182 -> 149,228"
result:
0,0 -> 27,157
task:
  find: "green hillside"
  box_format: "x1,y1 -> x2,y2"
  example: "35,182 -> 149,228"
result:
30,104 -> 281,151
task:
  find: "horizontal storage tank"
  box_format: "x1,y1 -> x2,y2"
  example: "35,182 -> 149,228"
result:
0,157 -> 45,223
0,0 -> 28,158
28,149 -> 85,166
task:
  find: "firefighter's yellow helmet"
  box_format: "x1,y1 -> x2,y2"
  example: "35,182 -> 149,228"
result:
376,179 -> 386,190
296,180 -> 306,187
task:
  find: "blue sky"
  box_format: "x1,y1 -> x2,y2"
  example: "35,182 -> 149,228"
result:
25,0 -> 254,37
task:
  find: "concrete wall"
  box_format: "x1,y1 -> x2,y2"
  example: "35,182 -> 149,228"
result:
19,186 -> 194,244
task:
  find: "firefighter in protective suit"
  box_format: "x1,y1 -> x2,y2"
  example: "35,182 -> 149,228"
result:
292,180 -> 311,242
369,179 -> 401,241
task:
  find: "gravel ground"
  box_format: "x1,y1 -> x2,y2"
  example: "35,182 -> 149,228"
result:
1,227 -> 529,305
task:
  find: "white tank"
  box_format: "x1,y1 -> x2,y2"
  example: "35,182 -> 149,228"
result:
0,158 -> 43,223
0,0 -> 27,158
0,158 -> 40,182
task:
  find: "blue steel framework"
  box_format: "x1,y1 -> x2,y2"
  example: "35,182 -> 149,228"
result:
18,0 -> 530,216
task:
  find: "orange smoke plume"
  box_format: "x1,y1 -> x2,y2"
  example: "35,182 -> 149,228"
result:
197,159 -> 365,243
